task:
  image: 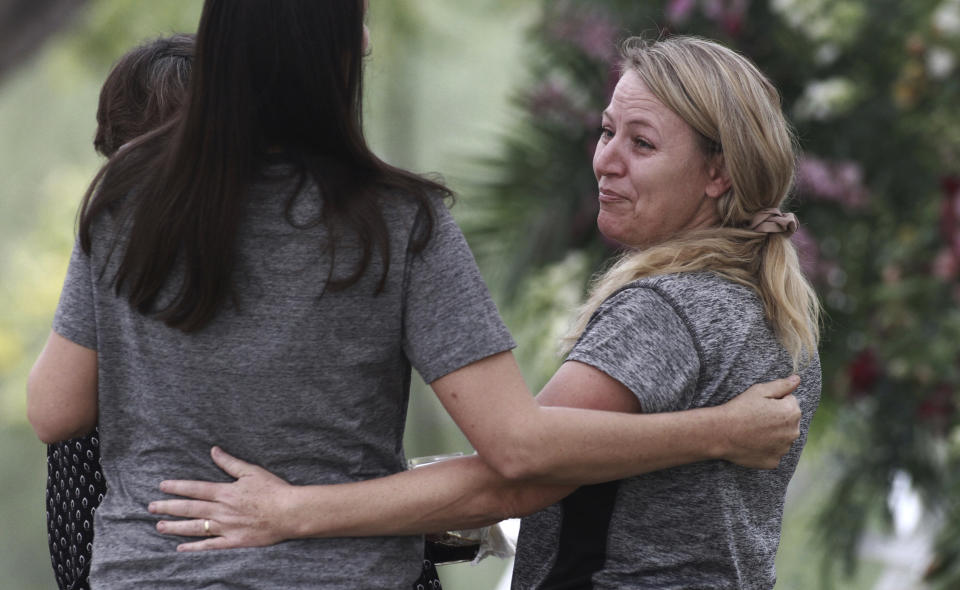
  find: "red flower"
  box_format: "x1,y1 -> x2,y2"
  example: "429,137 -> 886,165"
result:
942,175 -> 960,196
847,349 -> 880,398
940,175 -> 960,258
916,385 -> 955,431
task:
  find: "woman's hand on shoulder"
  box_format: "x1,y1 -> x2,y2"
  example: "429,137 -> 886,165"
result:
718,375 -> 802,469
149,446 -> 298,551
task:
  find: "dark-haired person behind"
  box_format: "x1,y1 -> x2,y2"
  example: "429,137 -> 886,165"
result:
43,33 -> 193,590
27,2 -> 802,588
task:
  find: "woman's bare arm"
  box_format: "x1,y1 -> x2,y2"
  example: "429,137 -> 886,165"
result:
151,448 -> 572,550
27,331 -> 98,443
428,352 -> 800,484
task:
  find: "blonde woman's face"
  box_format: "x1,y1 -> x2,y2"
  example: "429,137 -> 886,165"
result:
593,70 -> 728,248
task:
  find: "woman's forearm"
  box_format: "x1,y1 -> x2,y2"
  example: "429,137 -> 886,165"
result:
282,455 -> 572,539
281,408 -> 736,537
504,404 -> 728,484
152,448 -> 572,546
154,405 -> 757,545
518,378 -> 800,483
280,402 -> 748,538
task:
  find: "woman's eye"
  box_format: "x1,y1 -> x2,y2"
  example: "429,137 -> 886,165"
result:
634,137 -> 654,149
598,126 -> 614,139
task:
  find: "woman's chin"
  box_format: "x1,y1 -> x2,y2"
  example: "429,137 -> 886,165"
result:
597,218 -> 641,250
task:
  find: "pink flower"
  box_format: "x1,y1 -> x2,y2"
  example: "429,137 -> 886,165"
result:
701,0 -> 750,36
791,226 -> 821,278
529,81 -> 572,116
548,7 -> 619,64
796,155 -> 869,209
527,80 -> 596,130
790,226 -> 839,287
932,248 -> 959,282
665,0 -> 751,36
666,0 -> 697,24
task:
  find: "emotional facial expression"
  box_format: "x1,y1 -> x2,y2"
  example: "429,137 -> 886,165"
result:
593,69 -> 727,248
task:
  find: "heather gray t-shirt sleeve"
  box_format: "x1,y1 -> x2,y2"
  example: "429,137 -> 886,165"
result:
402,204 -> 516,383
566,285 -> 700,413
53,240 -> 98,351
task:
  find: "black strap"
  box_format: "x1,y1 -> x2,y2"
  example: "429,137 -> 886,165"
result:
540,480 -> 621,589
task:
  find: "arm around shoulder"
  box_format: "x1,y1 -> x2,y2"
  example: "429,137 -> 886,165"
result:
430,351 -> 803,484
428,352 -> 710,483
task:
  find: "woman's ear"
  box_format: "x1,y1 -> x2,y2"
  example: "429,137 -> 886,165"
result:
704,155 -> 732,199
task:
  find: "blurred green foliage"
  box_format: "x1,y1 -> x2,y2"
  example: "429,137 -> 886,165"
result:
0,0 -> 201,421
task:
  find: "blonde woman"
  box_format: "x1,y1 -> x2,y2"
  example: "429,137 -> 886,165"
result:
147,35 -> 820,588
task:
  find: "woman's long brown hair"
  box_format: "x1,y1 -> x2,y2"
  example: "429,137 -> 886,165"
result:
78,0 -> 449,332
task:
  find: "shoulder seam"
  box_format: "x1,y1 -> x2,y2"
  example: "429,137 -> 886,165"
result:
602,282 -> 707,391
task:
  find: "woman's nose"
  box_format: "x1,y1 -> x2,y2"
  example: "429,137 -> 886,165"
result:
593,139 -> 624,179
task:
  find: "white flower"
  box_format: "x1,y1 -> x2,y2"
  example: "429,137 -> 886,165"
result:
771,0 -> 865,45
815,43 -> 840,65
794,78 -> 858,121
771,0 -> 803,27
927,46 -> 956,78
934,0 -> 960,35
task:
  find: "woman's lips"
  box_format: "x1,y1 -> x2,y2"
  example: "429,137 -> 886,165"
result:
598,188 -> 629,203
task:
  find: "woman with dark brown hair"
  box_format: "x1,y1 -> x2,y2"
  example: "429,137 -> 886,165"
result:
92,34 -> 193,158
28,2 -> 802,587
44,33 -> 193,590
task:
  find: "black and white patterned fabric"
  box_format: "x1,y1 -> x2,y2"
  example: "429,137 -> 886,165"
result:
46,429 -> 106,590
413,549 -> 442,590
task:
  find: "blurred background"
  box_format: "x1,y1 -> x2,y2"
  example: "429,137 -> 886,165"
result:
2,0 -> 959,588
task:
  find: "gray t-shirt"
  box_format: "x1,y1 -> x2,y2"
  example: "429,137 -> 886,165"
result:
53,176 -> 515,589
511,272 -> 821,590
